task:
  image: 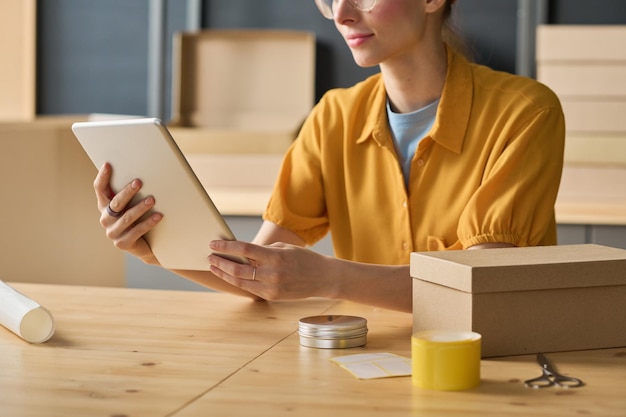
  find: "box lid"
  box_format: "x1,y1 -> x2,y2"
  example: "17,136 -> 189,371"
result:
410,244 -> 626,294
170,29 -> 315,130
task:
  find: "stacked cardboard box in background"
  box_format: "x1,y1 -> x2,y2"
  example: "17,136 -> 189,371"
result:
0,0 -> 36,121
169,29 -> 315,153
0,117 -> 125,287
536,25 -> 626,225
167,30 -> 316,215
537,25 -> 626,165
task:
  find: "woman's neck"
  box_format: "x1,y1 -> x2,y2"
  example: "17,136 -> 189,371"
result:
381,43 -> 448,114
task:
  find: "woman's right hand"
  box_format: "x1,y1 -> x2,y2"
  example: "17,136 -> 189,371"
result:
94,162 -> 163,265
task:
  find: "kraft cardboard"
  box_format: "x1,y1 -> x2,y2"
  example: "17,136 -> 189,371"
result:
537,25 -> 626,222
411,244 -> 626,357
560,101 -> 626,133
0,117 -> 124,286
169,29 -> 315,150
164,30 -> 316,215
562,133 -> 626,166
537,64 -> 626,98
0,0 -> 36,120
536,25 -> 626,161
536,25 -> 626,61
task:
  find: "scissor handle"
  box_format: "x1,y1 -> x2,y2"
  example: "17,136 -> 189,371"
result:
524,373 -> 555,389
525,366 -> 585,389
552,374 -> 585,388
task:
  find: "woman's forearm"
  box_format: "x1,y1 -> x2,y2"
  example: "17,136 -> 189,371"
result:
328,258 -> 412,313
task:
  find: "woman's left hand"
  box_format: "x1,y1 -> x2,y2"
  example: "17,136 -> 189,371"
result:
207,240 -> 337,301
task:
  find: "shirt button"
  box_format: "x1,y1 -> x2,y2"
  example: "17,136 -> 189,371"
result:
402,241 -> 409,250
402,201 -> 408,208
416,159 -> 424,167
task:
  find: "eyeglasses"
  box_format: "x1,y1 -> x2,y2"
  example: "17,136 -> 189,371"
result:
314,0 -> 377,20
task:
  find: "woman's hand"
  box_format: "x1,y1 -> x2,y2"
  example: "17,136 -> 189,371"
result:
94,162 -> 163,265
207,240 -> 338,301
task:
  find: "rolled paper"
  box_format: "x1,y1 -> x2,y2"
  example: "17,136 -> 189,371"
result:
0,280 -> 55,343
412,330 -> 481,390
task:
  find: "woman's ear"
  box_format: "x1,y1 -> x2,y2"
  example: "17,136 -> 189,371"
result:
424,0 -> 448,14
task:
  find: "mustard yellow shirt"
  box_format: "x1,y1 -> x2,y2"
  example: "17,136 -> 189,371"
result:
264,49 -> 565,265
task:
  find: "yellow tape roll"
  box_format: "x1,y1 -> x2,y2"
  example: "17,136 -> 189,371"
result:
412,330 -> 481,390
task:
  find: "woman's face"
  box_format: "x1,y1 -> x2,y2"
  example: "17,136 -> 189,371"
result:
332,0 -> 445,68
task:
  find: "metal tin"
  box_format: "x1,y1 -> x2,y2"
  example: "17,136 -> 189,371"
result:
298,315 -> 368,349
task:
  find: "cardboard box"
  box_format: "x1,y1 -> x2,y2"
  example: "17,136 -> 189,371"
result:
556,165 -> 626,225
0,117 -> 124,286
0,0 -> 36,120
169,29 -> 316,151
538,64 -> 626,98
536,25 -> 626,162
411,244 -> 626,357
184,153 -> 283,216
536,25 -> 626,62
563,132 -> 626,166
560,101 -> 626,133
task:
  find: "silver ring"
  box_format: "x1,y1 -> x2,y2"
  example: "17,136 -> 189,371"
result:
106,202 -> 123,218
251,267 -> 257,281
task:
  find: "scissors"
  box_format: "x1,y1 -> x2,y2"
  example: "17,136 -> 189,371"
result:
524,353 -> 584,389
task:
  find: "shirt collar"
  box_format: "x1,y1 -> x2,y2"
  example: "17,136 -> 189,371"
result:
355,75 -> 389,146
356,47 -> 473,155
431,47 -> 473,154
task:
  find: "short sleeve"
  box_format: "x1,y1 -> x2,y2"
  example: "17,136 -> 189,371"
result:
263,103 -> 331,245
457,104 -> 565,248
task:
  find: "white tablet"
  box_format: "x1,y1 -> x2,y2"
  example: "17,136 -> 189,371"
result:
72,117 -> 247,270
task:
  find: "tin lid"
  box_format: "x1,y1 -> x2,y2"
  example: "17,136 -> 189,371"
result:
298,315 -> 368,339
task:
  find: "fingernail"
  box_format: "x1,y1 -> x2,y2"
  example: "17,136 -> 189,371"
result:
144,196 -> 155,206
132,179 -> 140,189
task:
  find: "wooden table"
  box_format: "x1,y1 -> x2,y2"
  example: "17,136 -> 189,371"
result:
1,284 -> 624,417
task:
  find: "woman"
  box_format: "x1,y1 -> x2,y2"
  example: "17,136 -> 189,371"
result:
95,0 -> 564,313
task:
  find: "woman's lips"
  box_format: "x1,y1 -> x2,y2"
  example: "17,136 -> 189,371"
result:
346,33 -> 373,48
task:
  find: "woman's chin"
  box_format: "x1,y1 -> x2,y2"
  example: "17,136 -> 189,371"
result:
350,54 -> 381,69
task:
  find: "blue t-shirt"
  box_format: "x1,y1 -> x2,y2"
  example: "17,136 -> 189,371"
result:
387,98 -> 439,187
